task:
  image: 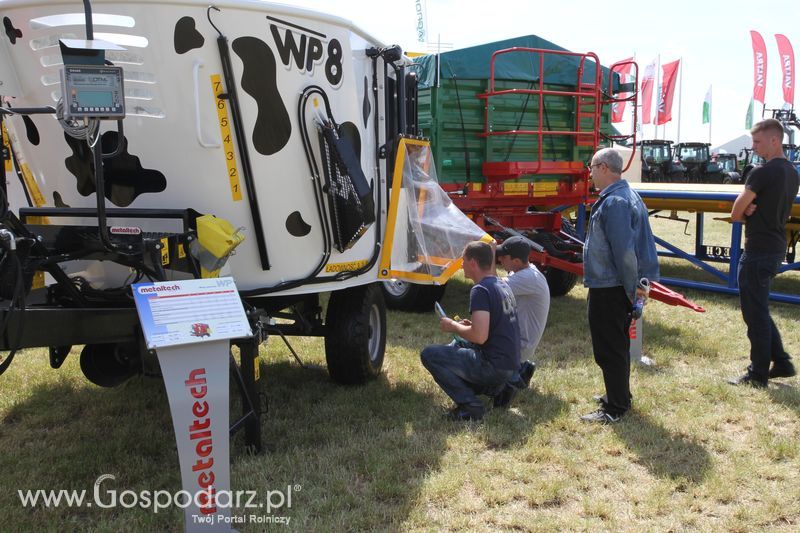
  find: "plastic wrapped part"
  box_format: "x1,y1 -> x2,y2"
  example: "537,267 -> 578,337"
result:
381,138 -> 490,284
189,215 -> 245,278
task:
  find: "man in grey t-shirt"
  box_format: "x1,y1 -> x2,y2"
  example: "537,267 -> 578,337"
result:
497,236 -> 550,360
493,236 -> 551,405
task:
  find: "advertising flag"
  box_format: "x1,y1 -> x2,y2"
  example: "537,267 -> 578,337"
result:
702,86 -> 712,124
414,0 -> 428,44
656,59 -> 680,125
750,31 -> 767,104
611,58 -> 634,123
775,34 -> 795,107
640,61 -> 656,124
745,98 -> 753,130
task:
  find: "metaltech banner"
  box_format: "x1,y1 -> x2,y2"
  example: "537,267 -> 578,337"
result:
750,31 -> 767,104
159,341 -> 232,531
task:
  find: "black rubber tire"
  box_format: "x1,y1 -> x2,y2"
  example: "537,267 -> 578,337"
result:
325,284 -> 387,384
80,342 -> 139,388
381,280 -> 447,312
541,267 -> 578,297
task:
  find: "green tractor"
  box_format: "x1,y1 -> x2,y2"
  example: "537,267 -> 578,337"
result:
710,153 -> 742,184
738,148 -> 765,181
640,139 -> 686,182
673,142 -> 725,183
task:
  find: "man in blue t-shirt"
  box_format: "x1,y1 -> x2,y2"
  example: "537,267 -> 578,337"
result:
421,241 -> 521,421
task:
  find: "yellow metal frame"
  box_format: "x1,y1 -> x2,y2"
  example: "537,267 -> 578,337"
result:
378,138 -> 492,284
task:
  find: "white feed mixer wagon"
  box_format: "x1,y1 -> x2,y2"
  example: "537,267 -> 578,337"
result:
0,0 -> 487,450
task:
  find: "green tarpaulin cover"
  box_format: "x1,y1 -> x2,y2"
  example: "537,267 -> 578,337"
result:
414,35 -> 616,89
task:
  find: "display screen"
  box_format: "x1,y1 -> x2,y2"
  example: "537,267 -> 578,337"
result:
78,90 -> 113,107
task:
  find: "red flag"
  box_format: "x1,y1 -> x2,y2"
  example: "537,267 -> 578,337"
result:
640,61 -> 655,124
611,58 -> 634,123
656,59 -> 679,125
750,31 -> 767,104
775,34 -> 795,107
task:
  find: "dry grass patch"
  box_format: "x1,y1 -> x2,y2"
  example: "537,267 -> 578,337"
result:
0,213 -> 799,530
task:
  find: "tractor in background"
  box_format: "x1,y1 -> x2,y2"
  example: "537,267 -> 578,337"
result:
738,147 -> 765,181
710,153 -> 742,184
673,142 -> 725,184
640,139 -> 686,182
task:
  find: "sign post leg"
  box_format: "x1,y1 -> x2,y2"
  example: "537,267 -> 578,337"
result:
158,341 -> 232,532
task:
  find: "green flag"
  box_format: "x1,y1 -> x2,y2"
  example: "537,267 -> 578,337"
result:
745,98 -> 753,129
702,86 -> 712,124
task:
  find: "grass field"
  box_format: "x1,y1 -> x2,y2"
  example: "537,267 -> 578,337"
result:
1,213 -> 799,531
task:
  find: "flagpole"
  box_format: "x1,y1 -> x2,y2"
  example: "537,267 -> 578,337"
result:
709,85 -> 712,145
655,54 -> 661,139
709,109 -> 712,145
676,57 -> 683,144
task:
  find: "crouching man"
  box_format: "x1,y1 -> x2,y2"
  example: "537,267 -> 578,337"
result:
420,241 -> 521,421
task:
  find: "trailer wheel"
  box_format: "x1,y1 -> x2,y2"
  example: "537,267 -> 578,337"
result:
325,284 -> 386,384
381,280 -> 447,312
541,267 -> 578,297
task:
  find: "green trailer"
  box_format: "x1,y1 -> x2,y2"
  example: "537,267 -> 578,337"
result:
409,36 -> 633,297
414,35 -> 621,194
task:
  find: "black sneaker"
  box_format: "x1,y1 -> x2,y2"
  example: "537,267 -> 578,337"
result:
492,384 -> 519,408
727,373 -> 767,388
769,361 -> 796,379
519,360 -> 536,389
579,408 -> 622,424
592,393 -> 633,406
446,404 -> 485,421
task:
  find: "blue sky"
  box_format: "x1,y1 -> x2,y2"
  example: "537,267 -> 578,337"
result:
281,0 -> 798,147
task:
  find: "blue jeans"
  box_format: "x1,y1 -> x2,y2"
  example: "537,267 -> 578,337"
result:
421,343 -> 514,408
738,251 -> 791,380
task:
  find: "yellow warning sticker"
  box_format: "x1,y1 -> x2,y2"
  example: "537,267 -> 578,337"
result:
160,238 -> 169,266
503,182 -> 528,195
178,244 -> 186,259
211,74 -> 243,202
2,123 -> 11,172
325,260 -> 369,273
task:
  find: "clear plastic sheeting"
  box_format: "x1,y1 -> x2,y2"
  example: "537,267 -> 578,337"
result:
379,138 -> 490,284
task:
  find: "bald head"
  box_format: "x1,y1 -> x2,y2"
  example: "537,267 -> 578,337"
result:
589,148 -> 624,190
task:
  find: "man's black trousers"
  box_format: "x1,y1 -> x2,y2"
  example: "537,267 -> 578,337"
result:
588,286 -> 633,416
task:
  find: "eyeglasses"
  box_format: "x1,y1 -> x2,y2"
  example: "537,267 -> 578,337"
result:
588,162 -> 604,170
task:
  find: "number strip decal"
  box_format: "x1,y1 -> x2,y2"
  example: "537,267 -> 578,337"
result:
211,74 -> 243,202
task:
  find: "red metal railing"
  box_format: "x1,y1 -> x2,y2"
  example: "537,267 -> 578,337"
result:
476,48 -> 640,180
477,47 -> 603,179
604,58 -> 639,172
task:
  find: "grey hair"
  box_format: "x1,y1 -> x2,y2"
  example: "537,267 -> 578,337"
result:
593,148 -> 624,175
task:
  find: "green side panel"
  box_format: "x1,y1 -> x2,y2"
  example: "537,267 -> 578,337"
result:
415,35 -> 616,186
420,79 -> 612,185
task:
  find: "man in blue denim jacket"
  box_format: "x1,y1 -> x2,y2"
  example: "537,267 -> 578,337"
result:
581,148 -> 659,423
